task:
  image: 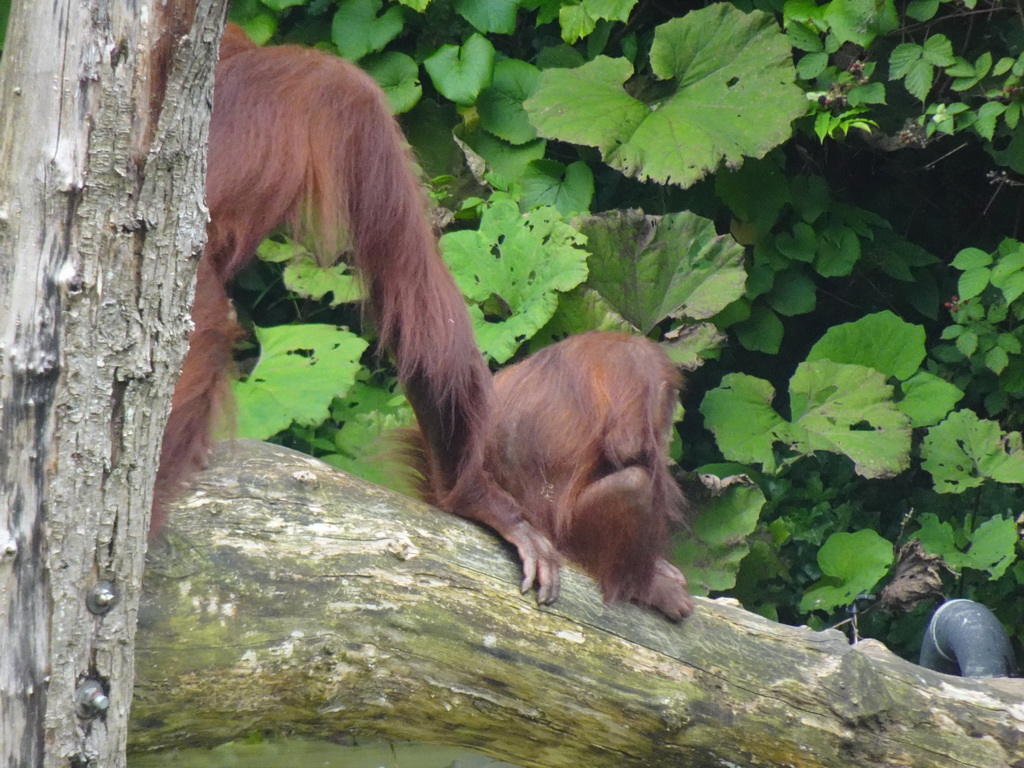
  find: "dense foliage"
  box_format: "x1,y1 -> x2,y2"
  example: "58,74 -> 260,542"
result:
221,0 -> 1022,664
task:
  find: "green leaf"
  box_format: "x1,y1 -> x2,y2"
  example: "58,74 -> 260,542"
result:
985,345 -> 1010,374
558,3 -> 598,44
256,238 -> 308,264
913,513 -> 960,563
889,43 -> 923,80
915,513 -> 1019,578
789,360 -> 911,479
716,156 -> 791,235
673,478 -> 766,593
796,51 -> 828,80
787,21 -> 824,54
520,160 -> 594,216
997,332 -> 1022,355
922,410 -> 1024,492
823,0 -> 897,47
423,34 -> 496,106
661,322 -> 727,368
283,258 -> 363,306
847,81 -> 886,106
766,268 -> 816,316
775,222 -> 817,262
441,201 -> 589,362
952,247 -> 994,270
363,52 -> 422,114
525,6 -> 805,189
585,0 -> 635,23
735,303 -> 784,354
323,377 -> 414,490
905,0 -> 939,21
454,0 -> 520,34
922,34 -> 955,67
951,52 -> 992,91
524,55 -> 647,154
800,530 -> 894,612
957,266 -> 991,300
332,0 -> 404,62
806,310 -> 926,380
233,325 -> 369,440
558,0 -> 636,43
903,59 -> 935,102
578,210 -> 747,333
460,130 -> 547,182
961,516 -> 1019,578
898,371 -> 964,428
477,59 -> 541,145
232,14 -> 276,45
814,225 -> 860,277
991,248 -> 1024,304
700,373 -> 787,469
955,330 -> 979,357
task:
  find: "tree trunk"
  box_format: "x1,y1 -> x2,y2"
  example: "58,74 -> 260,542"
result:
0,2 -> 226,765
132,440 -> 1024,768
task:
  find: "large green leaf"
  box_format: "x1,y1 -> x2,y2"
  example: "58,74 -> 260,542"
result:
525,6 -> 804,188
824,0 -> 898,47
700,373 -> 788,472
577,209 -> 747,333
441,201 -> 589,362
477,59 -> 542,145
519,160 -> 594,216
701,361 -> 911,478
423,34 -> 495,106
524,55 -> 648,153
898,371 -> 963,428
789,361 -> 911,479
914,513 -> 1019,578
458,129 -> 547,183
735,303 -> 784,354
799,530 -> 894,613
922,410 -> 1024,493
558,0 -> 637,43
960,516 -> 1019,578
283,257 -> 363,307
454,0 -> 520,34
233,325 -> 369,440
806,310 -> 926,380
363,52 -> 422,114
673,475 -> 766,594
320,376 -> 414,491
332,0 -> 404,62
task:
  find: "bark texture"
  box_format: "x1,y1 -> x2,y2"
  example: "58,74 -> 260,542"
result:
133,440 -> 1024,768
0,2 -> 227,765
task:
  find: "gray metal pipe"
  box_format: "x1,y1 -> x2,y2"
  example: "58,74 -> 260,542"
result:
919,599 -> 1017,678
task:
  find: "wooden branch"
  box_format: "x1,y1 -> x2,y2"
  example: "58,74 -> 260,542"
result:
132,440 -> 1024,768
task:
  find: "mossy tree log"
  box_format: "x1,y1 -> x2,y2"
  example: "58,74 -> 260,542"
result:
133,440 -> 1024,768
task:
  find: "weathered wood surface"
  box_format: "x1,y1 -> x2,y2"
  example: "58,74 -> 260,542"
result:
132,440 -> 1024,768
0,2 -> 226,765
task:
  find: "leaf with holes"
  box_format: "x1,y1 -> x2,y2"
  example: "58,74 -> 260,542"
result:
441,201 -> 589,362
234,324 -> 369,440
525,6 -> 803,188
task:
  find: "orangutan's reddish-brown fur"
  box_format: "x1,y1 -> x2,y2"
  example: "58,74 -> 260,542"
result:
413,331 -> 693,620
155,24 -> 560,602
